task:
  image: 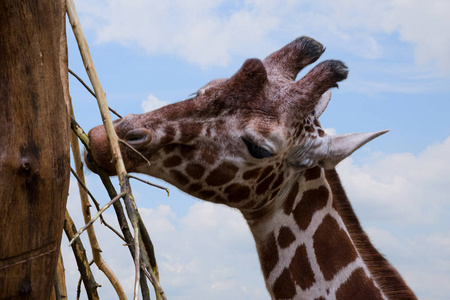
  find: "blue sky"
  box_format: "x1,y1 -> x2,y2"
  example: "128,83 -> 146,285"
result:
63,1 -> 450,299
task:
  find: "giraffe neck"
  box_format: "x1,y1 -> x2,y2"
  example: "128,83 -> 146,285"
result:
243,167 -> 415,300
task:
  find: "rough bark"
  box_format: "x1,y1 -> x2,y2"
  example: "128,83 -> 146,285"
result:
0,0 -> 70,299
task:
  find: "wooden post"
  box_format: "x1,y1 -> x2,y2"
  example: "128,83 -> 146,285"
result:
0,0 -> 70,299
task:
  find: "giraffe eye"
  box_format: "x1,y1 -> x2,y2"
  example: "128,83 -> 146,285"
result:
242,138 -> 273,159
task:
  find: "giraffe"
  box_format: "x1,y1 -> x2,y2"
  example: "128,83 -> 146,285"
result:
86,36 -> 417,300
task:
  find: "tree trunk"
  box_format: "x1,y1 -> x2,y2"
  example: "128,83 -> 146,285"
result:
0,0 -> 70,299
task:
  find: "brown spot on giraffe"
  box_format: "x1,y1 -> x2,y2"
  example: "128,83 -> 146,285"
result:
256,173 -> 276,195
335,267 -> 384,300
224,183 -> 251,203
277,226 -> 295,249
289,244 -> 315,290
272,268 -> 296,299
205,162 -> 239,186
313,214 -> 358,281
243,168 -> 261,180
179,145 -> 196,160
257,165 -> 274,183
198,190 -> 216,200
318,129 -> 325,137
188,183 -> 202,193
163,144 -> 177,155
259,232 -> 279,278
163,155 -> 182,168
293,185 -> 329,230
304,166 -> 321,181
185,163 -> 205,180
170,170 -> 190,186
212,195 -> 227,204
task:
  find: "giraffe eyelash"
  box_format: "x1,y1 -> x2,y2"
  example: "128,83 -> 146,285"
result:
242,138 -> 274,159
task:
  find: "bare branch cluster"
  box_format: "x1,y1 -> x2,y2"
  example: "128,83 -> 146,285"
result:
63,1 -> 168,299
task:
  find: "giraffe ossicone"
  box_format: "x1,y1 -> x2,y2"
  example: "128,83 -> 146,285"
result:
86,36 -> 416,300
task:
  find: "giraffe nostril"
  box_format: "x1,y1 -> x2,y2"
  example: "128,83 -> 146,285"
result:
124,129 -> 152,146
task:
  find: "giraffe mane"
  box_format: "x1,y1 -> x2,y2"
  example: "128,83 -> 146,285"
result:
325,169 -> 417,300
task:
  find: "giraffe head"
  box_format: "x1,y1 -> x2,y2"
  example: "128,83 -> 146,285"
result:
86,36 -> 386,212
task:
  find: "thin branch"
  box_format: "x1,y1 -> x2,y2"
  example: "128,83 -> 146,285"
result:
69,93 -> 127,300
97,166 -> 152,300
70,167 -> 126,241
67,1 -> 165,298
67,0 -> 126,181
133,224 -> 140,299
71,117 -> 152,299
128,174 -> 170,196
68,191 -> 126,247
119,139 -> 152,168
101,219 -> 126,242
76,276 -> 82,300
68,68 -> 95,97
139,237 -> 167,300
140,264 -> 166,300
64,210 -> 100,300
68,68 -> 122,118
70,167 -> 97,207
70,116 -> 90,148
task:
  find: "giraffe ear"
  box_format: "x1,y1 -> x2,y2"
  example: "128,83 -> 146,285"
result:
287,130 -> 389,170
320,130 -> 389,169
313,91 -> 332,118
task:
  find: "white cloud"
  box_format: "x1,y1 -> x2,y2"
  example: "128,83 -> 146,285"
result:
76,0 -> 450,72
387,0 -> 450,72
140,202 -> 266,300
366,227 -> 450,300
77,0 -> 279,68
142,94 -> 170,112
337,136 -> 450,224
62,184 -> 265,300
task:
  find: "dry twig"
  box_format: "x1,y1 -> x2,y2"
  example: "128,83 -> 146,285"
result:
128,174 -> 170,196
68,191 -> 126,247
69,118 -> 153,299
64,210 -> 100,300
66,1 -> 165,299
68,68 -> 122,118
70,167 -> 126,241
69,96 -> 127,299
119,139 -> 152,168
